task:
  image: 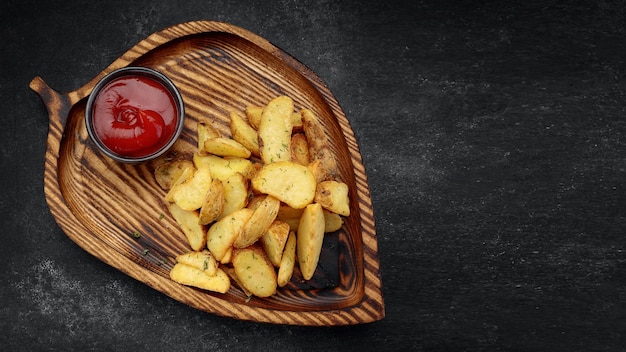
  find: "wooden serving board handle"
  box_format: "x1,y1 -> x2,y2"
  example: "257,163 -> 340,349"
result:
29,76 -> 72,136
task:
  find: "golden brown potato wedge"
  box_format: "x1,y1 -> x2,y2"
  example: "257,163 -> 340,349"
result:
277,231 -> 296,287
197,122 -> 221,151
154,159 -> 194,190
232,246 -> 277,297
323,209 -> 343,233
251,161 -> 316,209
258,96 -> 293,164
218,173 -> 249,220
230,111 -> 260,156
290,133 -> 310,166
246,194 -> 266,212
244,105 -> 263,130
277,205 -> 304,231
314,180 -> 350,216
221,266 -> 250,297
301,108 -> 338,180
234,195 -> 280,248
291,110 -> 303,132
206,208 -> 254,262
164,164 -> 195,202
175,250 -> 218,277
221,247 -> 233,264
193,153 -> 255,181
169,164 -> 213,211
203,137 -> 252,159
170,263 -> 230,293
297,203 -> 325,280
168,203 -> 206,251
260,220 -> 290,267
306,159 -> 328,185
199,179 -> 225,225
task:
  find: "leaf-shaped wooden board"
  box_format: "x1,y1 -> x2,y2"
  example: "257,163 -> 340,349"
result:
30,21 -> 383,326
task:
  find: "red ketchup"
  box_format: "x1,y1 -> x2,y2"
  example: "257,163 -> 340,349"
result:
92,75 -> 178,158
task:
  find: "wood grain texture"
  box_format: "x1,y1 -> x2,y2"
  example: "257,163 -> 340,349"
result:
29,21 -> 383,326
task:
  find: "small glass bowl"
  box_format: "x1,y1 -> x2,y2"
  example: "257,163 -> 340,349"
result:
85,66 -> 185,163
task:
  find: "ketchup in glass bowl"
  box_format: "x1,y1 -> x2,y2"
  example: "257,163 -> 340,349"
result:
85,67 -> 185,163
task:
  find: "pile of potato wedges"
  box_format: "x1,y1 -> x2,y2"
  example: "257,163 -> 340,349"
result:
155,96 -> 350,298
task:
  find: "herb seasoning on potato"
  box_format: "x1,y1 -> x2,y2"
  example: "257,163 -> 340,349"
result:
157,95 -> 350,298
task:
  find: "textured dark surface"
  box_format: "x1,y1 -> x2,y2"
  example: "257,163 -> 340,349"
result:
2,0 -> 625,350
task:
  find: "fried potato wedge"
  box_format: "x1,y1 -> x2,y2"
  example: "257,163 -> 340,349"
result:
222,266 -> 252,297
221,247 -> 233,264
230,111 -> 260,156
197,122 -> 221,151
277,205 -> 304,231
291,110 -> 303,132
277,231 -> 296,287
155,159 -> 194,190
297,203 -> 325,280
290,133 -> 310,166
251,161 -> 316,209
168,203 -> 206,251
207,208 -> 254,262
218,172 -> 249,220
169,164 -> 213,211
199,179 -> 225,225
301,108 -> 338,180
323,209 -> 343,233
164,164 -> 195,202
258,96 -> 293,164
232,246 -> 277,298
244,105 -> 263,130
307,159 -> 328,185
203,137 -> 252,159
260,220 -> 290,267
175,250 -> 218,277
314,180 -> 351,216
170,263 -> 230,293
193,153 -> 255,181
234,195 -> 280,248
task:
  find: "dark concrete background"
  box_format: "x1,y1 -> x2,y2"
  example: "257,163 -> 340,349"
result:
2,0 -> 626,350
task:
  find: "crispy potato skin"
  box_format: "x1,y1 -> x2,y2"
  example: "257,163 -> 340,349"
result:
301,109 -> 338,180
260,220 -> 290,267
199,179 -> 225,225
314,180 -> 351,216
197,122 -> 221,151
234,195 -> 280,248
155,160 -> 194,190
290,133 -> 310,166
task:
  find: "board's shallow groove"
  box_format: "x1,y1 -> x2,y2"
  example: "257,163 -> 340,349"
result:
30,20 -> 383,326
